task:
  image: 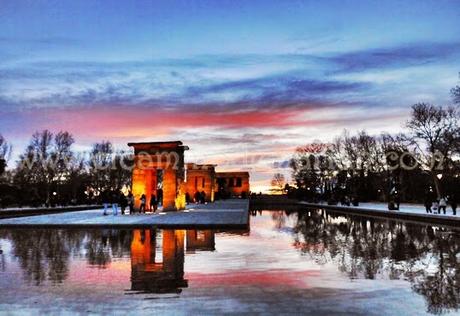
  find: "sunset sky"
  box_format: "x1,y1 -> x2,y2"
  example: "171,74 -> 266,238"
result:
1,0 -> 459,191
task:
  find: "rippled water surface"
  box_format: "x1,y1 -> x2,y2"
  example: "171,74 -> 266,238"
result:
1,209 -> 460,315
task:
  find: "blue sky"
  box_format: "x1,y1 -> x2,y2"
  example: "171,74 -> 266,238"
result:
1,0 -> 459,191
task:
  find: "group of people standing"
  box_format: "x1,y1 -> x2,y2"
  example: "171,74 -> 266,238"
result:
183,191 -> 207,204
138,192 -> 162,213
102,191 -> 128,216
189,191 -> 207,204
424,195 -> 457,215
103,189 -> 163,216
339,195 -> 359,207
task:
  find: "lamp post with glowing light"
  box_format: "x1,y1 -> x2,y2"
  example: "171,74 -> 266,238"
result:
437,173 -> 444,199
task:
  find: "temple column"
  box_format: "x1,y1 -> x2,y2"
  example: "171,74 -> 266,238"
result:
132,166 -> 146,209
163,230 -> 185,280
162,168 -> 177,211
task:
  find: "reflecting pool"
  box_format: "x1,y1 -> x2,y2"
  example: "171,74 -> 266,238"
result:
1,209 -> 460,315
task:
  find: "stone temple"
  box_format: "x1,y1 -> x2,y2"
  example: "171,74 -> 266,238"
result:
129,141 -> 250,211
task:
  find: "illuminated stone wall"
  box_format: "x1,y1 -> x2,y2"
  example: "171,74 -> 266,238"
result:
184,163 -> 216,202
215,171 -> 250,198
128,141 -> 188,211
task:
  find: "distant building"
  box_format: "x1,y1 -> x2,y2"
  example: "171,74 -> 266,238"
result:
215,172 -> 250,198
185,163 -> 216,203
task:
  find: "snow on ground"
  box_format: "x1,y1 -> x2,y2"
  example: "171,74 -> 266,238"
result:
302,201 -> 459,220
359,202 -> 455,215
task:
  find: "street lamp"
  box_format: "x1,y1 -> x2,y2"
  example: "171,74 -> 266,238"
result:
437,174 -> 443,180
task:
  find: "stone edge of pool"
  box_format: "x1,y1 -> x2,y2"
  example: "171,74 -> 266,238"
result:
248,197 -> 460,228
300,202 -> 460,227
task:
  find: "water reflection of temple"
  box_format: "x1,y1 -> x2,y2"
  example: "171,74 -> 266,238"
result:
130,229 -> 187,294
130,229 -> 220,294
186,230 -> 215,253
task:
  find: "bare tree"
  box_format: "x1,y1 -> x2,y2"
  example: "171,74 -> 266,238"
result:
19,130 -> 54,204
452,86 -> 460,105
13,130 -> 79,206
109,151 -> 133,191
290,147 -> 323,194
406,103 -> 460,198
451,73 -> 460,105
88,141 -> 114,195
0,134 -> 12,175
325,130 -> 385,200
270,173 -> 286,194
65,155 -> 87,203
52,131 -> 75,198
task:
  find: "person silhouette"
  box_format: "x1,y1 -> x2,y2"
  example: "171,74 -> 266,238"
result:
150,194 -> 157,212
200,191 -> 206,204
451,194 -> 457,215
157,188 -> 163,207
119,192 -> 128,215
127,192 -> 134,214
139,194 -> 146,214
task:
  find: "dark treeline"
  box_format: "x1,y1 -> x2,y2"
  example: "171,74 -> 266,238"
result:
286,83 -> 460,205
0,130 -> 132,208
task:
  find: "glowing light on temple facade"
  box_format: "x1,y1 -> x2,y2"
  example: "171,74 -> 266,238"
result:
185,163 -> 217,203
128,141 -> 188,211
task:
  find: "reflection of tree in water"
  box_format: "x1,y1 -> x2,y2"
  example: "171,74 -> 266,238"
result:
291,209 -> 460,314
412,231 -> 460,314
1,228 -> 203,297
0,242 -> 5,272
85,232 -> 112,267
6,230 -> 72,285
271,211 -> 286,229
85,230 -> 130,268
2,229 -> 132,285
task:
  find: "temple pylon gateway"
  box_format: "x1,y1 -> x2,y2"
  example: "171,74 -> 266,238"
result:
128,141 -> 189,211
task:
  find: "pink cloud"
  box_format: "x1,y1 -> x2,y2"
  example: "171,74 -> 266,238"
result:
3,104 -> 403,144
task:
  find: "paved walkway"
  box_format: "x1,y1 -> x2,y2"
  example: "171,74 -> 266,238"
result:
0,205 -> 97,212
0,205 -> 103,219
0,199 -> 249,228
